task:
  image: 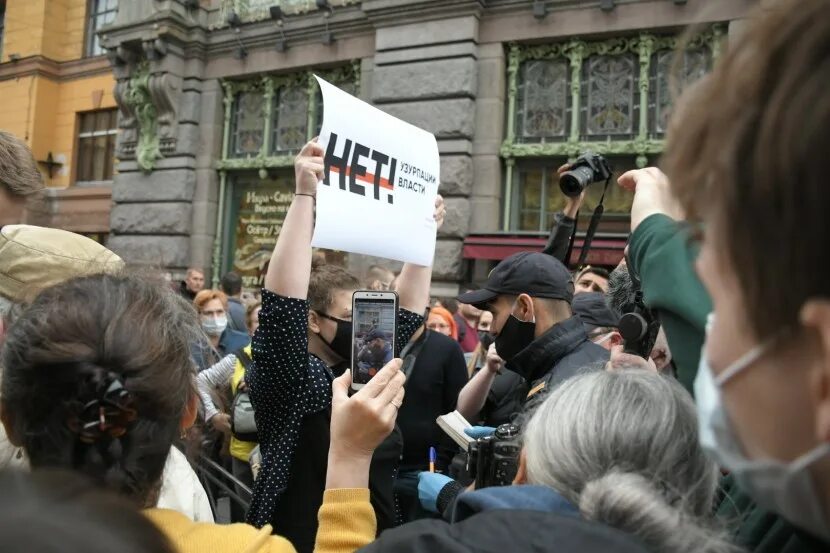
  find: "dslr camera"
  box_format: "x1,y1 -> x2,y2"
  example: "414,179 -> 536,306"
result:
559,151 -> 612,197
466,423 -> 521,489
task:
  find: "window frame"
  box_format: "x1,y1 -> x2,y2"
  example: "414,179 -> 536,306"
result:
85,0 -> 118,58
75,108 -> 118,186
501,27 -> 725,231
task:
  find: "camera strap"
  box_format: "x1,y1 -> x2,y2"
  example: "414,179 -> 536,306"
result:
575,176 -> 611,268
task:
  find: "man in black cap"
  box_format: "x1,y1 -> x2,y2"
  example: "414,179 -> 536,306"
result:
572,291 -> 622,350
457,251 -> 609,409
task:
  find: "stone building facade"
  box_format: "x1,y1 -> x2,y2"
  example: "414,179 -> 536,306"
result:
100,0 -> 755,294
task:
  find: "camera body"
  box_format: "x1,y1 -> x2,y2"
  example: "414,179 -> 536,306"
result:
559,152 -> 612,197
466,423 -> 521,489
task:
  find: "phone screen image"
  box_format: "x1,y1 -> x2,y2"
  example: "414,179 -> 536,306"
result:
352,298 -> 396,386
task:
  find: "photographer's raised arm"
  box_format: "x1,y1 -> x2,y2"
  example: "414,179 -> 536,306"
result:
395,195 -> 446,315
262,140 -> 325,298
541,164 -> 583,262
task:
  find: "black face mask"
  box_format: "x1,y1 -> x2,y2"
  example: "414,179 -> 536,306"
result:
494,314 -> 536,363
317,312 -> 353,362
478,330 -> 495,351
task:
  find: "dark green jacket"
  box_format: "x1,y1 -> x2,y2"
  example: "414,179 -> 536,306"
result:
628,214 -> 710,392
628,214 -> 829,553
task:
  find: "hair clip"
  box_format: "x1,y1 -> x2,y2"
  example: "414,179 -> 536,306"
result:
68,373 -> 137,444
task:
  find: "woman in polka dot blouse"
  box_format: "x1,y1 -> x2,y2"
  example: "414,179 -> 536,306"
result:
246,140 -> 446,553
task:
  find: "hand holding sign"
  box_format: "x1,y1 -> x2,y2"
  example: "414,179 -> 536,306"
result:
434,195 -> 446,231
312,76 -> 441,266
295,140 -> 325,198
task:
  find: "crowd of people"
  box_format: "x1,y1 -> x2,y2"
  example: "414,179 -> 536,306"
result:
0,0 -> 828,551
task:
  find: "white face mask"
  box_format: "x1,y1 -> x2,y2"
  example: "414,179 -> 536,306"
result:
695,314 -> 830,541
202,316 -> 228,337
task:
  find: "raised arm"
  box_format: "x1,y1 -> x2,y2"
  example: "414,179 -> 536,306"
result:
263,140 -> 324,298
456,343 -> 503,422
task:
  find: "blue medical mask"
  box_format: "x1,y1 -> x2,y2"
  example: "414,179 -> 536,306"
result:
695,314 -> 830,541
201,315 -> 227,337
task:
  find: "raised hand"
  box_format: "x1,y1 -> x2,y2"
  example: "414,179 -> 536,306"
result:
434,194 -> 446,230
294,140 -> 325,197
617,167 -> 684,231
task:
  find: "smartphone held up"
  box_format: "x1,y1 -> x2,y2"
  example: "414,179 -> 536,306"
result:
351,290 -> 398,391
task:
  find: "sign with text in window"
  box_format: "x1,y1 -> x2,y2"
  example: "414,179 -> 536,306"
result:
311,76 -> 440,266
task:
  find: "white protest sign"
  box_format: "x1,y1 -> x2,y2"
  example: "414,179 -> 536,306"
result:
311,76 -> 439,266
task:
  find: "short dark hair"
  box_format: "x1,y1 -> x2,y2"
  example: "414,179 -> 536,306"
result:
220,271 -> 242,296
0,130 -> 43,198
577,266 -> 610,281
308,264 -> 360,313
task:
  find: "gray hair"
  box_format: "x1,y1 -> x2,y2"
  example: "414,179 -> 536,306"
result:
524,369 -> 736,553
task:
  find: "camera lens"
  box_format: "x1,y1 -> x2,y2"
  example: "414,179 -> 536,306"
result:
559,165 -> 595,197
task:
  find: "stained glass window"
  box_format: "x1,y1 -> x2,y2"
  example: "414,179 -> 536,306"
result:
513,156 -> 639,232
231,92 -> 265,157
650,49 -> 711,135
272,83 -> 309,155
582,54 -> 638,140
517,59 -> 570,140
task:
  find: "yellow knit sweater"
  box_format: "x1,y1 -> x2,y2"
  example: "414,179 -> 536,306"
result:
145,489 -> 376,553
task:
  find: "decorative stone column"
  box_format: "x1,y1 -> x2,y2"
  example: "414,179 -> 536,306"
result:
104,0 -> 211,279
361,2 -> 482,293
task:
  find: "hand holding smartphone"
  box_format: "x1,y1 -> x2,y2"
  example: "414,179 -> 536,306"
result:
351,290 -> 398,391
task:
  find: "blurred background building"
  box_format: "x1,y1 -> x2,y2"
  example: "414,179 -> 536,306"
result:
0,0 -> 756,294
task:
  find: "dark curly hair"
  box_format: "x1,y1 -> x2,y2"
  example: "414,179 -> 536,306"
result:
1,273 -> 200,507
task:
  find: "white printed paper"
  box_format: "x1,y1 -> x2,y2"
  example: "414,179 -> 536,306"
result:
311,76 -> 440,266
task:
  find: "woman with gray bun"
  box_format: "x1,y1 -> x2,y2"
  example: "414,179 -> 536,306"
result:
359,369 -> 736,553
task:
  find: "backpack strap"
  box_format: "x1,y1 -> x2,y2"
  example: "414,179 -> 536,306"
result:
400,330 -> 428,381
235,347 -> 253,371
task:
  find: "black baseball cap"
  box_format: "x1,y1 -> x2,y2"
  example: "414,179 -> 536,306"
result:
457,252 -> 574,307
572,292 -> 620,333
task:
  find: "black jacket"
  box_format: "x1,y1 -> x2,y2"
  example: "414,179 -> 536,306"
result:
397,330 -> 469,472
361,485 -> 649,553
508,315 -> 609,394
541,211 -> 576,264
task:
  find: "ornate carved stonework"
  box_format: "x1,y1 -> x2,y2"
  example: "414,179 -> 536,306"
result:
108,35 -> 182,172
123,61 -> 163,173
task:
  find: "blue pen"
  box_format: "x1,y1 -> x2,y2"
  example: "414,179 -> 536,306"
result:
429,446 -> 436,473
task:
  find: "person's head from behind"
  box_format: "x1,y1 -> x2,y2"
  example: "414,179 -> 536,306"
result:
184,268 -> 205,294
0,469 -> 174,553
572,291 -> 621,350
427,306 -> 457,339
662,0 -> 830,536
308,264 -> 360,363
220,271 -> 242,298
574,266 -> 610,295
247,301 -> 262,336
0,225 -> 123,348
0,131 -> 44,226
458,252 -> 574,363
517,369 -> 727,553
193,289 -> 228,337
0,274 -> 200,507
